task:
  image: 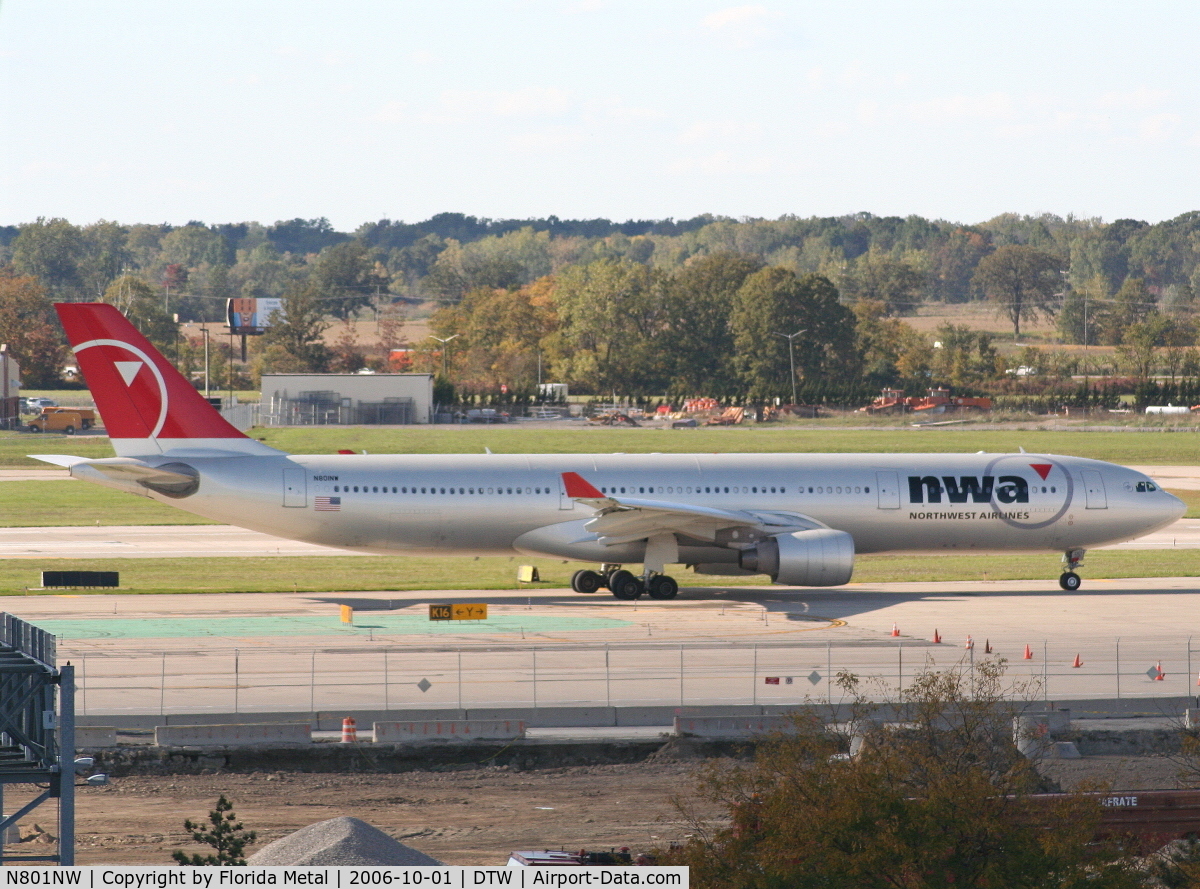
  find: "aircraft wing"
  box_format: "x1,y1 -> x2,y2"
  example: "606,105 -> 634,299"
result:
560,471 -> 824,545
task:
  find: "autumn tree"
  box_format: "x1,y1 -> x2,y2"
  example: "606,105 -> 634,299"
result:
660,252 -> 762,398
1099,277 -> 1156,345
257,282 -> 331,373
842,246 -> 927,315
931,323 -> 1000,388
550,259 -> 670,395
669,662 -> 1139,889
101,275 -> 179,353
972,245 -> 1064,341
0,269 -> 68,387
11,218 -> 84,300
730,268 -> 859,401
854,300 -> 932,390
311,241 -> 387,320
430,277 -> 559,395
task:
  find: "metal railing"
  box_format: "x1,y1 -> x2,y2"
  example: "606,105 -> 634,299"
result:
67,636 -> 1200,717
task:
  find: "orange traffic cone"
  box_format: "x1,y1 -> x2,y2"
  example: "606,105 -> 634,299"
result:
1071,653 -> 1083,668
1155,662 -> 1165,681
985,640 -> 993,654
1023,644 -> 1033,660
965,635 -> 974,651
341,717 -> 357,743
932,629 -> 942,644
890,623 -> 900,637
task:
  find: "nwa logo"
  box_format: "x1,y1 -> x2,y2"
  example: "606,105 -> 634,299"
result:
909,475 -> 1029,504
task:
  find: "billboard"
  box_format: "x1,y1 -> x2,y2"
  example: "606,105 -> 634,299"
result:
227,297 -> 283,334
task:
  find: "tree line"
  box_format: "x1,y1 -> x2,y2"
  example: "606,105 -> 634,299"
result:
3,210 -> 1200,400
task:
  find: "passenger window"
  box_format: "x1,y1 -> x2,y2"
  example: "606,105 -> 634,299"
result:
353,486 -> 359,493
334,486 -> 339,492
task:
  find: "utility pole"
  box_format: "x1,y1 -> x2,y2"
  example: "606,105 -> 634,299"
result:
774,329 -> 806,406
200,327 -> 210,398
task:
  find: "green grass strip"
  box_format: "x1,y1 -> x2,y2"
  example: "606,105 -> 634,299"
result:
4,423 -> 1200,469
0,550 -> 1192,596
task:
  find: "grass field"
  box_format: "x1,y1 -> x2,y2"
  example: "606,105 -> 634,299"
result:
0,480 -> 216,526
10,423 -> 1200,466
0,549 -> 1194,595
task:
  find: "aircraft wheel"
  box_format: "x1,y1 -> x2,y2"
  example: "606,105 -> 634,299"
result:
609,569 -> 643,600
648,575 -> 679,600
571,569 -> 603,594
1059,572 -> 1081,591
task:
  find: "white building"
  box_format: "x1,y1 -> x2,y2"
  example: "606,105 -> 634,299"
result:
260,373 -> 434,425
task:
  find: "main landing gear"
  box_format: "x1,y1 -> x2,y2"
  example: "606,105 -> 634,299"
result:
570,564 -> 680,600
1059,548 -> 1085,591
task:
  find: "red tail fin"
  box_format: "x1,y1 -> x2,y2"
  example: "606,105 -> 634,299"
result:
55,303 -> 277,457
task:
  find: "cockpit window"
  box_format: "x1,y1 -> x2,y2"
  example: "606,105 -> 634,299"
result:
1135,481 -> 1158,492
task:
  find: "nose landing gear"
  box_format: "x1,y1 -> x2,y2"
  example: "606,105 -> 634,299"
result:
1059,549 -> 1085,591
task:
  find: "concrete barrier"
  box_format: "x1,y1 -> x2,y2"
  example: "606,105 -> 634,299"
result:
374,720 -> 525,743
1014,710 -> 1072,758
155,723 -> 312,747
77,726 -> 117,748
673,715 -> 796,738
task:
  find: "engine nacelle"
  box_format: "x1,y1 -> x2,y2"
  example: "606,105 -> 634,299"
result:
738,529 -> 855,587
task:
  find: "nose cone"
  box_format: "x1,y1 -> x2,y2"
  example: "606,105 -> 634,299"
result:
1165,489 -> 1188,523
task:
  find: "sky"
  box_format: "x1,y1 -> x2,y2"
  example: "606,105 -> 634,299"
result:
1,1 -> 1198,231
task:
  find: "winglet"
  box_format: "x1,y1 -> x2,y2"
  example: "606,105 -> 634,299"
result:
562,471 -> 605,499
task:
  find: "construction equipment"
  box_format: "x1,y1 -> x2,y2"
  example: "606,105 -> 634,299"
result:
704,406 -> 745,426
859,388 -> 991,415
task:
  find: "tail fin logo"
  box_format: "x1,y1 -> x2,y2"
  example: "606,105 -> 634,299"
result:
72,339 -> 169,440
115,361 -> 143,387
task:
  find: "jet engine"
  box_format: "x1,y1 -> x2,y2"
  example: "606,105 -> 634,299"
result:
738,528 -> 855,587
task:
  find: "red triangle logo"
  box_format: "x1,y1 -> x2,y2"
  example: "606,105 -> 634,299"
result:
1030,463 -> 1052,480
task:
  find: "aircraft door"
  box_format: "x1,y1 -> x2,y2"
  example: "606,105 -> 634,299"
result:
282,466 -> 307,507
1082,470 -> 1108,509
875,471 -> 900,509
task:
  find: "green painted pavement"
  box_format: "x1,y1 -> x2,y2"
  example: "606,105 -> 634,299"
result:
35,613 -> 634,640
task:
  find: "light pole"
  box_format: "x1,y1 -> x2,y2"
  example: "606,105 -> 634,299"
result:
774,329 -> 806,406
200,327 -> 210,399
428,334 -> 459,378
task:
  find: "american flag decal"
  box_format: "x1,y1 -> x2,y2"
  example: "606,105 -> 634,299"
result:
314,496 -> 341,511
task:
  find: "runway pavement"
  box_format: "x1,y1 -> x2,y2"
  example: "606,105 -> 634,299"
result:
5,579 -> 1200,716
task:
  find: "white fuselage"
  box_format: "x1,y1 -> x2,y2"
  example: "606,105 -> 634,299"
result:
76,450 -> 1185,573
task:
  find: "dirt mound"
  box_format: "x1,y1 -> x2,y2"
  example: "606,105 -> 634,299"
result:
247,816 -> 443,866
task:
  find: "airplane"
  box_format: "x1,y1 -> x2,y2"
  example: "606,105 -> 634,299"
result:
32,303 -> 1185,600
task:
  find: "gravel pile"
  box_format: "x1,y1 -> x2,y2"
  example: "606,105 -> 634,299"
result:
247,816 -> 444,866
